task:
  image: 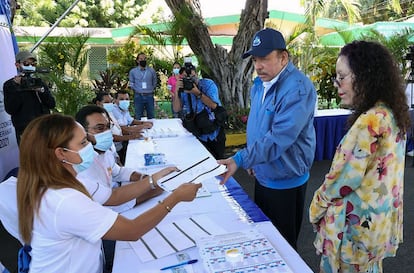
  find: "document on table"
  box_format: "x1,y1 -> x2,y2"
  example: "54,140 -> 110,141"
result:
197,229 -> 294,273
158,156 -> 227,192
129,215 -> 227,262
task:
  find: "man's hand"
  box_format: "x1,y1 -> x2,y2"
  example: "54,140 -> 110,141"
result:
216,158 -> 238,185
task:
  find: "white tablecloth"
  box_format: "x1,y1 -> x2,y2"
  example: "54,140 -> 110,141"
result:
112,119 -> 313,273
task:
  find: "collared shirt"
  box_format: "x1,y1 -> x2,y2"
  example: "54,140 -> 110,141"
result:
262,65 -> 287,103
128,66 -> 157,94
113,104 -> 134,126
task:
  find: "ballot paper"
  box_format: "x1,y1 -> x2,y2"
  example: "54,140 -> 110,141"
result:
197,229 -> 294,273
129,215 -> 227,263
158,156 -> 227,192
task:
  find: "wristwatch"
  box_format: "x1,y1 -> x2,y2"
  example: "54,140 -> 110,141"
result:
196,92 -> 203,99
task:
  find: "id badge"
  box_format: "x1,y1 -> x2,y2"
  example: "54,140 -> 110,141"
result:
142,82 -> 147,89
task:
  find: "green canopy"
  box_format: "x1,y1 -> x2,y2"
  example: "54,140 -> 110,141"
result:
320,21 -> 414,47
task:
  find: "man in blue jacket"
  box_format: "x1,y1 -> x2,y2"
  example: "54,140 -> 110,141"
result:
219,28 -> 316,249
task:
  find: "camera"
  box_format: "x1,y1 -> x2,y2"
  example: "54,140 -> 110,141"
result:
180,57 -> 195,92
20,67 -> 50,90
405,45 -> 414,61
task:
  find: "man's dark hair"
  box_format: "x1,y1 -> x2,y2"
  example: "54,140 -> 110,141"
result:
114,90 -> 130,99
75,104 -> 106,128
92,92 -> 110,104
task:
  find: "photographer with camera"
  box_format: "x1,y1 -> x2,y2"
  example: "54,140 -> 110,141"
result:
172,61 -> 226,159
3,51 -> 55,145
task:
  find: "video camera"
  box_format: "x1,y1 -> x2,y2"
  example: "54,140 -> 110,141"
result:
181,57 -> 195,91
20,67 -> 50,90
405,45 -> 414,61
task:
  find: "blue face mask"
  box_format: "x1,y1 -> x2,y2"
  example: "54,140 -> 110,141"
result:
173,68 -> 180,75
20,65 -> 36,73
64,143 -> 95,173
93,129 -> 113,152
119,100 -> 130,111
102,103 -> 114,113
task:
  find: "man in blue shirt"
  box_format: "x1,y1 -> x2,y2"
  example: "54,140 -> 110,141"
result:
172,65 -> 226,159
128,52 -> 157,119
219,28 -> 317,249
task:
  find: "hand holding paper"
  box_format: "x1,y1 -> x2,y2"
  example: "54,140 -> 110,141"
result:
158,156 -> 227,192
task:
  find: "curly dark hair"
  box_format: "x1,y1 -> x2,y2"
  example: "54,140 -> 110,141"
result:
340,40 -> 411,133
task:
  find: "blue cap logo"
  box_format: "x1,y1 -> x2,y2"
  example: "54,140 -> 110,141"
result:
252,36 -> 261,47
242,28 -> 286,59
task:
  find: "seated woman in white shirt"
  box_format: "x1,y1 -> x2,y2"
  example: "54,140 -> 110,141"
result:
16,114 -> 201,273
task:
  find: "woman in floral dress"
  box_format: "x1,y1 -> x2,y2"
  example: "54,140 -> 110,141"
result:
309,40 -> 411,273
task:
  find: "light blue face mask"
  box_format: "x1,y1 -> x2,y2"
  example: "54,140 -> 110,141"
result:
63,143 -> 95,173
173,68 -> 180,75
93,129 -> 113,152
119,100 -> 130,111
102,103 -> 114,113
21,65 -> 36,72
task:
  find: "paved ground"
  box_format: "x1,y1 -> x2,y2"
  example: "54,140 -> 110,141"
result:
230,154 -> 414,273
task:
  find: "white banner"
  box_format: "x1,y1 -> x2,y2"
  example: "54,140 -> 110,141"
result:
0,14 -> 19,181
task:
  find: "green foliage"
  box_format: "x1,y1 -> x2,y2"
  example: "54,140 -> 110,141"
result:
38,35 -> 94,116
308,47 -> 340,109
13,0 -> 150,27
50,75 -> 94,116
359,28 -> 414,77
225,106 -> 249,133
92,69 -> 128,94
107,41 -> 155,81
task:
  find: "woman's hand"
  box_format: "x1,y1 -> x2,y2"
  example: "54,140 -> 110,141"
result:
172,183 -> 202,202
152,166 -> 180,184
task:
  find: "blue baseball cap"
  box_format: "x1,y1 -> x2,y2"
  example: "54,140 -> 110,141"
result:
242,28 -> 286,59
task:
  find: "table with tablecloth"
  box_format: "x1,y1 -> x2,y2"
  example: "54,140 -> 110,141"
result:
112,118 -> 313,273
313,109 -> 414,161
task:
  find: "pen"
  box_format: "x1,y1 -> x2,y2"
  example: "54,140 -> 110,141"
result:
160,259 -> 198,270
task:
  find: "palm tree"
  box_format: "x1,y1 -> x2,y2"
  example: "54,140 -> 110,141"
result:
301,0 -> 403,26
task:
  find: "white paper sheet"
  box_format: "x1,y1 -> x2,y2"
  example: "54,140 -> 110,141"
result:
129,215 -> 227,263
197,229 -> 294,273
158,156 -> 227,192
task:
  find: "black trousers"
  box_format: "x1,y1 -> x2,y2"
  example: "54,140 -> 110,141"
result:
254,180 -> 307,250
102,239 -> 115,273
199,127 -> 226,159
0,221 -> 21,273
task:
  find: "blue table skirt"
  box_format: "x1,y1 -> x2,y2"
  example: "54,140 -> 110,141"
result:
313,114 -> 349,161
224,177 -> 269,223
314,111 -> 414,161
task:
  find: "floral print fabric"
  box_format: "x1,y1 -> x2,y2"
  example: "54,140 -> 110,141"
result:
309,103 -> 405,272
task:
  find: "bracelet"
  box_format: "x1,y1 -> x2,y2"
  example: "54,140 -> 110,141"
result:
158,200 -> 172,213
148,175 -> 156,190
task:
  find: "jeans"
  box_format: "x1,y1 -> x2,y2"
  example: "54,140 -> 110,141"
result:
134,93 -> 155,119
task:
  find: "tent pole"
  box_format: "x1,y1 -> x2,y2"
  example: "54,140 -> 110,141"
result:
30,0 -> 81,52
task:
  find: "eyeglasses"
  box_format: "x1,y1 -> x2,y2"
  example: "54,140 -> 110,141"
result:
86,122 -> 113,133
332,73 -> 352,87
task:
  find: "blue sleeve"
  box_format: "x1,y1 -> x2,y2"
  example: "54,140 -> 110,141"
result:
152,68 -> 157,88
202,79 -> 220,105
239,78 -> 316,169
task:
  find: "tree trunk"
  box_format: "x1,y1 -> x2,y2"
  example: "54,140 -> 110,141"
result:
164,0 -> 268,108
